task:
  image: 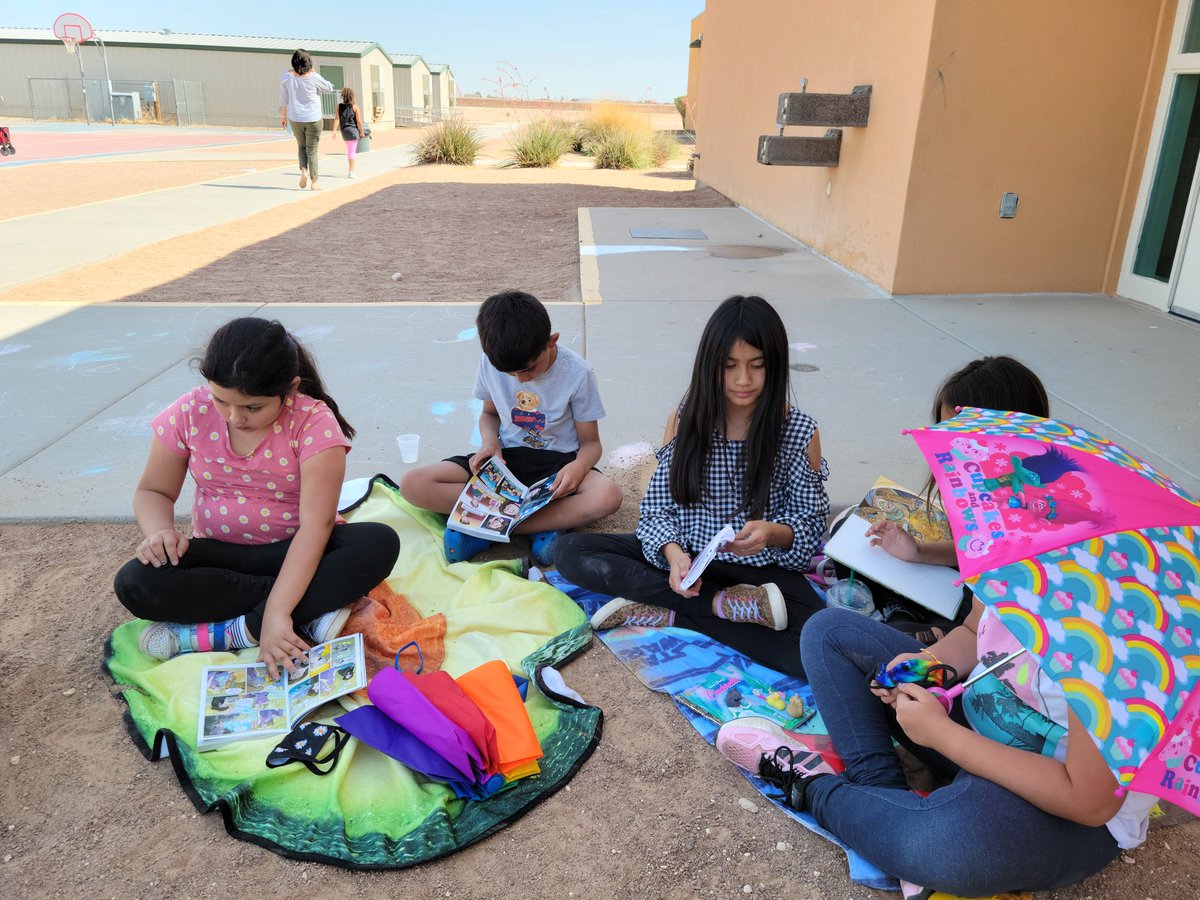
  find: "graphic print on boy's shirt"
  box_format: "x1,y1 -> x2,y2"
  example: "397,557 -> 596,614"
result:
511,389 -> 548,449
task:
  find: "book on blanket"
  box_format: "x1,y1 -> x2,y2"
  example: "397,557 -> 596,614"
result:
824,476 -> 962,620
196,633 -> 366,751
676,664 -> 816,731
446,455 -> 557,543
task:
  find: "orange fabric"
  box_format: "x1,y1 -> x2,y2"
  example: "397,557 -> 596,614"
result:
343,582 -> 447,700
456,659 -> 543,776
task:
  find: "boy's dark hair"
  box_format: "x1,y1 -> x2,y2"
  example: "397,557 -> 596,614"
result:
291,49 -> 313,75
476,290 -> 552,373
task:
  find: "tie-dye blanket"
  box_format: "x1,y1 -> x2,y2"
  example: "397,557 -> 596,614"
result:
545,569 -> 899,892
103,477 -> 601,868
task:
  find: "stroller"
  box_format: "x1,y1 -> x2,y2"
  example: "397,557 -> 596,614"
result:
0,126 -> 14,156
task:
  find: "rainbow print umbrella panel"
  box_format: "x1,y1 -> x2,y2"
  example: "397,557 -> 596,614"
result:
907,409 -> 1200,815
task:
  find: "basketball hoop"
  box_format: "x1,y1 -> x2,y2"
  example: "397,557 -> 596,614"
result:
53,12 -> 94,54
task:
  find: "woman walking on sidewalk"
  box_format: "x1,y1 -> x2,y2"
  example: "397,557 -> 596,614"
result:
280,49 -> 336,191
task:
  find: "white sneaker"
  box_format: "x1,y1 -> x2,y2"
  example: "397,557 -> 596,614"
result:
349,171 -> 357,179
306,606 -> 352,644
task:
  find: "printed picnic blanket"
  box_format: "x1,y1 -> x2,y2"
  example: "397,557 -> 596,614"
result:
546,570 -> 899,892
103,476 -> 601,868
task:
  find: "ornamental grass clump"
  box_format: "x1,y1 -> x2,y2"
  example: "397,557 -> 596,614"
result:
649,132 -> 680,167
591,129 -> 652,170
508,119 -> 573,167
415,117 -> 482,165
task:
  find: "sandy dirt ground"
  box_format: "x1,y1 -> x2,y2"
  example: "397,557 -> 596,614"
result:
2,142 -> 1196,898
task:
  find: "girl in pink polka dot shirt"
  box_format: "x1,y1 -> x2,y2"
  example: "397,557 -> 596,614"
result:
114,318 -> 399,678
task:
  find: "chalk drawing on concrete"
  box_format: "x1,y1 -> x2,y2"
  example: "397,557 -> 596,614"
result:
37,348 -> 132,374
0,343 -> 31,357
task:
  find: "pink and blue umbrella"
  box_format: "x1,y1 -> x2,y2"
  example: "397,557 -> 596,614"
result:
907,408 -> 1200,815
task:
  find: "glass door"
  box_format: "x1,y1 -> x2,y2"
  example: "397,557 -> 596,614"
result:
1119,0 -> 1200,318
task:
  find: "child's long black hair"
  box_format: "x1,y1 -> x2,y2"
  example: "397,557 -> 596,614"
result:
198,317 -> 355,439
922,355 -> 1049,505
670,295 -> 790,518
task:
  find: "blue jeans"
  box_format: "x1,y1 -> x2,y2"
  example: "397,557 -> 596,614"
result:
799,608 -> 1119,895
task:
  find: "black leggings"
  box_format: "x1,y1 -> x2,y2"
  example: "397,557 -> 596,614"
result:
555,532 -> 823,677
114,522 -> 400,639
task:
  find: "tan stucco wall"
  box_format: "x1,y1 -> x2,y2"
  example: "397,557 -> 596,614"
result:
689,0 -> 1172,295
692,0 -> 938,291
892,0 -> 1168,294
685,12 -> 704,130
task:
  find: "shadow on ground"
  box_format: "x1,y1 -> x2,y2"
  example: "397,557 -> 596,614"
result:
116,182 -> 734,305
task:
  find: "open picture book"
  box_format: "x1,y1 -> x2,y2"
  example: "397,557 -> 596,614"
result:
446,455 -> 557,543
197,633 -> 366,751
823,477 -> 962,620
676,663 -> 816,732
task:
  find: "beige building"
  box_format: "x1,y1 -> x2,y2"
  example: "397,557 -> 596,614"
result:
427,63 -> 456,114
0,28 -> 398,129
687,1 -> 1200,322
389,52 -> 433,124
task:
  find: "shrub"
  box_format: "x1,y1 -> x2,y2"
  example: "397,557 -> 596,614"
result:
650,132 -> 680,167
579,101 -> 651,155
674,95 -> 688,128
415,117 -> 481,165
508,119 -> 572,167
591,129 -> 651,170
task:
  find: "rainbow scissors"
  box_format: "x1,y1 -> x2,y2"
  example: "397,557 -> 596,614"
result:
870,656 -> 957,691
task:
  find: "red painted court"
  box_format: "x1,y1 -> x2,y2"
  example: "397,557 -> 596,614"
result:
0,124 -> 288,166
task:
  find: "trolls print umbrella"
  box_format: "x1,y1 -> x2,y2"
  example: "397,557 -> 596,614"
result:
906,408 -> 1200,815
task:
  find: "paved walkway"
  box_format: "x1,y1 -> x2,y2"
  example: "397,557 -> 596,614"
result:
2,160 -> 1198,521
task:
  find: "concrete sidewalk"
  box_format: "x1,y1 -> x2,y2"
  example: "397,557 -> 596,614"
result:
0,123 -> 514,292
1,203 -> 1197,522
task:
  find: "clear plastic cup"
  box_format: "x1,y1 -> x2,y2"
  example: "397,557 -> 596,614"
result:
396,433 -> 419,464
824,578 -> 875,616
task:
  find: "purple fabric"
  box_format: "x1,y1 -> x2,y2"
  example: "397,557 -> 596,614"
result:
402,670 -> 499,776
335,705 -> 471,786
368,667 -> 485,780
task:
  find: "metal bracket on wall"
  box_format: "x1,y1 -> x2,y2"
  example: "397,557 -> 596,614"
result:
758,84 -> 871,167
758,129 -> 842,167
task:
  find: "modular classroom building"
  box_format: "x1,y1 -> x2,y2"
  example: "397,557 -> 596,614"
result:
0,28 -> 455,130
686,0 -> 1200,321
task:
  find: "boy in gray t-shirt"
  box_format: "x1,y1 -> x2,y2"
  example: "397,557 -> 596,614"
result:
400,290 -> 622,564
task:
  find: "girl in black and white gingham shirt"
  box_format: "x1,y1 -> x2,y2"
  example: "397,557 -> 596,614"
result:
557,295 -> 829,677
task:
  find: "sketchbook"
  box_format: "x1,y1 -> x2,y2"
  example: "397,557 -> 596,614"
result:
446,455 -> 557,543
676,664 -> 816,732
196,633 -> 366,751
823,511 -> 963,619
680,524 -> 737,590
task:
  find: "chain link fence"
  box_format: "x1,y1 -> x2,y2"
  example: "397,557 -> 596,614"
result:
26,77 -> 206,125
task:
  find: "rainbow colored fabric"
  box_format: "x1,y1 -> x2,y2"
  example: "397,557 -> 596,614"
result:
908,408 -> 1200,816
103,478 -> 601,866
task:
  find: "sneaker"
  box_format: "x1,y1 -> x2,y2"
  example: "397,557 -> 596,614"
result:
716,716 -> 838,807
138,619 -> 249,660
443,528 -> 494,563
139,622 -> 188,660
589,598 -> 675,630
714,583 -> 787,630
348,171 -> 357,179
305,606 -> 352,644
530,530 -> 562,567
299,172 -> 308,189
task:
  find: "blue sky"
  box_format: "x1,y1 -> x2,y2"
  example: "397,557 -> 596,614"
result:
15,1 -> 705,101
